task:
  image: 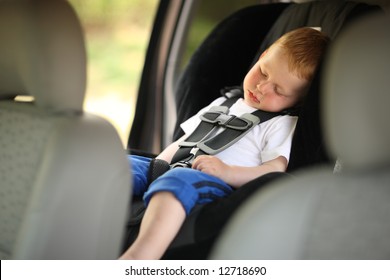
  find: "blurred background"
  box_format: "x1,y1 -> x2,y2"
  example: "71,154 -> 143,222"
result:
68,0 -> 292,146
69,0 -> 158,146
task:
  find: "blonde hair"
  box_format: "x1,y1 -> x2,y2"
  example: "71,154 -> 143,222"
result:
273,27 -> 330,81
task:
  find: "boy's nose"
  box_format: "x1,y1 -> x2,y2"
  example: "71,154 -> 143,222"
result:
256,81 -> 272,95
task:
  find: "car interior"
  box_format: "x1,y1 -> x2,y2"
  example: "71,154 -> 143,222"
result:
0,0 -> 389,260
127,0 -> 387,260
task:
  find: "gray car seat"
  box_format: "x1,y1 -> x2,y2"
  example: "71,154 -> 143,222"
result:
211,13 -> 390,259
0,0 -> 131,259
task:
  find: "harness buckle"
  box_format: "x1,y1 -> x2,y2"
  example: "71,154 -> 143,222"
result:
170,147 -> 199,169
170,161 -> 192,169
200,106 -> 232,125
224,117 -> 252,130
200,108 -> 257,131
225,113 -> 260,130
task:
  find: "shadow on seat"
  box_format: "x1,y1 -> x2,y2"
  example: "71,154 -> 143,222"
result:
211,13 -> 390,259
0,0 -> 131,259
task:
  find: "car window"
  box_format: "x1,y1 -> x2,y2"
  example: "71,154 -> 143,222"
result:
69,0 -> 159,147
178,0 -> 267,73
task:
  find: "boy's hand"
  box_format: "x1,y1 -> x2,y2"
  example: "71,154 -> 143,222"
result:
192,155 -> 230,181
192,155 -> 287,188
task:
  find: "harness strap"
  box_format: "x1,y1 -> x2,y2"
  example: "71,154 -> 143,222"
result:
171,92 -> 282,167
171,97 -> 240,164
196,110 -> 279,156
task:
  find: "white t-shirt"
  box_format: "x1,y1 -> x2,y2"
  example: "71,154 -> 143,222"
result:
180,97 -> 298,167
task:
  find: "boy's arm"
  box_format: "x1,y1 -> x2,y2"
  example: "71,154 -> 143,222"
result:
156,134 -> 187,163
192,155 -> 287,189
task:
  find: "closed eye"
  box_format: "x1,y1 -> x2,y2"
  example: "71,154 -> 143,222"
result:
274,86 -> 282,95
274,86 -> 286,97
259,65 -> 267,78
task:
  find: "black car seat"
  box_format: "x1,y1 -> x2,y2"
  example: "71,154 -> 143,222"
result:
211,12 -> 390,259
124,1 -> 382,259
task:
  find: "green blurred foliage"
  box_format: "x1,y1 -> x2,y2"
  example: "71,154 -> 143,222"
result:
67,0 -> 159,145
68,0 -> 159,99
69,0 -> 158,28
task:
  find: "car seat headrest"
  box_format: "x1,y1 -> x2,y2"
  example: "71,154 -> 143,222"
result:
0,0 -> 86,112
323,13 -> 390,171
253,1 -> 381,65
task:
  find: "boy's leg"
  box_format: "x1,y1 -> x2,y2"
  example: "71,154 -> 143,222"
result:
119,191 -> 186,260
120,168 -> 233,260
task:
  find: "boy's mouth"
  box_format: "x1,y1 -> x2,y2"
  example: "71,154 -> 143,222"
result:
248,91 -> 260,103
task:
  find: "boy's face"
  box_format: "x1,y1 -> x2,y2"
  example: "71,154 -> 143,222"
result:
243,44 -> 309,112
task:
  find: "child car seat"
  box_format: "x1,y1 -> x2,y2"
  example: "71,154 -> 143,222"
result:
124,1 -> 382,259
211,13 -> 390,259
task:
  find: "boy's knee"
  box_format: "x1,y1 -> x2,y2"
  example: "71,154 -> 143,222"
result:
144,172 -> 199,215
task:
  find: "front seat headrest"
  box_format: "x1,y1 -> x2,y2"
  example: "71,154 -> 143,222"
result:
323,13 -> 390,171
0,0 -> 86,112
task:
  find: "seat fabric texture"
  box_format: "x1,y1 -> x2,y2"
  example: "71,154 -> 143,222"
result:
0,0 -> 131,259
211,13 -> 390,260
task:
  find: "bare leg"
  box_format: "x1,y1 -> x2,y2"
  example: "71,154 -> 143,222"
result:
119,191 -> 186,260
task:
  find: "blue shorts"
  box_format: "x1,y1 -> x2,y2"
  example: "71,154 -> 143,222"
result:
128,155 -> 233,215
128,155 -> 152,196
